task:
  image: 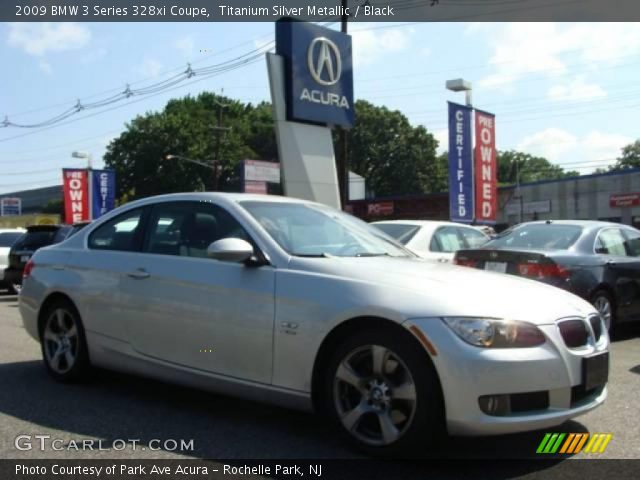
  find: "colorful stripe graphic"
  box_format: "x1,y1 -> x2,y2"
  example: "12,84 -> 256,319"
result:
536,433 -> 612,454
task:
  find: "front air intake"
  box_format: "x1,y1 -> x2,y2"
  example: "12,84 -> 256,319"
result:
558,319 -> 590,348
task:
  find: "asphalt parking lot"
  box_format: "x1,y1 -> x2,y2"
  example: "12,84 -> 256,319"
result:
0,291 -> 638,463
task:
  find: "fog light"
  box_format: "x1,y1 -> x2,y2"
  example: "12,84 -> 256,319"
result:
479,394 -> 511,416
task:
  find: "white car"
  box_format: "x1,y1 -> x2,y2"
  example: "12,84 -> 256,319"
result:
19,194 -> 608,455
372,220 -> 489,263
0,228 -> 25,292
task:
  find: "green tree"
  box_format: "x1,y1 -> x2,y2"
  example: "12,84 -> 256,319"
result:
608,140 -> 640,171
41,198 -> 63,215
341,100 -> 440,196
497,150 -> 578,184
104,92 -> 276,201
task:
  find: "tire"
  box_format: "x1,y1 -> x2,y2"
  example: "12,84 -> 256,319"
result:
323,327 -> 445,457
39,299 -> 92,383
591,290 -> 616,335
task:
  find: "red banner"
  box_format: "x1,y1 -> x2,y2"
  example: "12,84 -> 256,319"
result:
474,110 -> 497,223
63,169 -> 90,224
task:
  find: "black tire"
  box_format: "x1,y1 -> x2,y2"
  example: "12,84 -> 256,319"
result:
591,289 -> 616,335
323,327 -> 445,457
39,299 -> 92,383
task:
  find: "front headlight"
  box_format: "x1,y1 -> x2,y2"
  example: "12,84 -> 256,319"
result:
442,317 -> 546,348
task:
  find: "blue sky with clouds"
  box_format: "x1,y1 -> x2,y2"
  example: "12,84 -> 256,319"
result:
2,21 -> 640,194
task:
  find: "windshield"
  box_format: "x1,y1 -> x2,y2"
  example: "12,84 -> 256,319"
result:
487,224 -> 583,251
0,232 -> 23,247
241,201 -> 412,258
372,223 -> 420,245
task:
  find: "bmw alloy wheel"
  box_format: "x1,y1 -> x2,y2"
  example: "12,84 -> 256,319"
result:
43,308 -> 79,375
593,295 -> 612,332
333,344 -> 417,447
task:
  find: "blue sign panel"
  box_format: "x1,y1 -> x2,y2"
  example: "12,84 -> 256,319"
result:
448,102 -> 474,223
276,19 -> 354,127
91,169 -> 116,219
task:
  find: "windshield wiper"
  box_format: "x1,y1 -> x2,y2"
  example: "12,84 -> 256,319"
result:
294,252 -> 334,258
354,252 -> 391,257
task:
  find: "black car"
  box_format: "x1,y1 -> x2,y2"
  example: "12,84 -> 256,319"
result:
454,220 -> 640,333
4,223 -> 89,294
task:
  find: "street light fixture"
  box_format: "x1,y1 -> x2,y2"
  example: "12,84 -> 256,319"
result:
71,150 -> 92,168
165,154 -> 221,190
445,78 -> 473,107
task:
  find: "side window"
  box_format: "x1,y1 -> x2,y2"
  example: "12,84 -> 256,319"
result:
431,227 -> 464,253
595,228 -> 628,256
89,208 -> 146,252
460,227 -> 488,248
143,202 -> 250,258
623,229 -> 640,257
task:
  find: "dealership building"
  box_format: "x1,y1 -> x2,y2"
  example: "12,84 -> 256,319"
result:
349,168 -> 640,229
4,169 -> 640,229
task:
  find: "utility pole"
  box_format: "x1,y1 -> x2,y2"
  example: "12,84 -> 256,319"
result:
338,0 -> 350,210
210,95 -> 231,191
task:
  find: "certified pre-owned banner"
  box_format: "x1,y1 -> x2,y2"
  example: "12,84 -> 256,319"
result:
474,109 -> 497,224
62,168 -> 90,224
91,169 -> 116,219
448,102 -> 474,224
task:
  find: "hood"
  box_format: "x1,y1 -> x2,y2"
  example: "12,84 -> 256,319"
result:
288,256 -> 596,325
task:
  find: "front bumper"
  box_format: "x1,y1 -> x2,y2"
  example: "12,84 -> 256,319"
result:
407,317 -> 608,436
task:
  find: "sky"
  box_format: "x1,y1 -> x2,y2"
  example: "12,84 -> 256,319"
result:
1,21 -> 640,195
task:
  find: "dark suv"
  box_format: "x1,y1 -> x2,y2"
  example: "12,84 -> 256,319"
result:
4,223 -> 89,293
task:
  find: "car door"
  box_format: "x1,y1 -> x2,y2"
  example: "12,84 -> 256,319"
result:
83,207 -> 149,341
120,200 -> 276,384
619,227 -> 640,320
595,227 -> 640,320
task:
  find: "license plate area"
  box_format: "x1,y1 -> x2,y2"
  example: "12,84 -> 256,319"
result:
20,255 -> 30,263
484,261 -> 507,273
583,352 -> 609,391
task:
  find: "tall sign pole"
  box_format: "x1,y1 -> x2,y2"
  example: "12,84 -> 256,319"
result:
338,0 -> 350,209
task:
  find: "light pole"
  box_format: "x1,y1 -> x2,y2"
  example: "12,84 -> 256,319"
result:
165,154 -> 221,190
445,78 -> 473,107
71,150 -> 93,220
515,159 -> 523,223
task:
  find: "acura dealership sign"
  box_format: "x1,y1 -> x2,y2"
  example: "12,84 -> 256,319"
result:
275,19 -> 354,127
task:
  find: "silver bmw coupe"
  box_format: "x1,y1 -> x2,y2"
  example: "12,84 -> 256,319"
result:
19,193 -> 609,455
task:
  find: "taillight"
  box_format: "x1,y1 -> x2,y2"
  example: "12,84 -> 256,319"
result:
454,258 -> 478,268
517,263 -> 569,279
23,259 -> 35,279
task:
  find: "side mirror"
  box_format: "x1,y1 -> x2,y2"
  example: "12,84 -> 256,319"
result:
207,238 -> 254,263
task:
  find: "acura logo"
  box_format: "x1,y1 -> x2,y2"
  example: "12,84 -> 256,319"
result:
307,37 -> 342,86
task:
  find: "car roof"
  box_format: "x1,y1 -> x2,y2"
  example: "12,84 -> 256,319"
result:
372,220 -> 477,228
25,224 -> 63,232
512,220 -> 636,230
117,192 -> 316,209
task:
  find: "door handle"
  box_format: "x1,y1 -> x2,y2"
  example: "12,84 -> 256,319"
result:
606,260 -> 616,266
438,258 -> 449,263
127,269 -> 150,279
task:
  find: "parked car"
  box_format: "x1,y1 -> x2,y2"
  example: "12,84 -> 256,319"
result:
20,194 -> 608,455
5,223 -> 89,294
372,220 -> 489,263
0,228 -> 26,292
454,220 -> 640,333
